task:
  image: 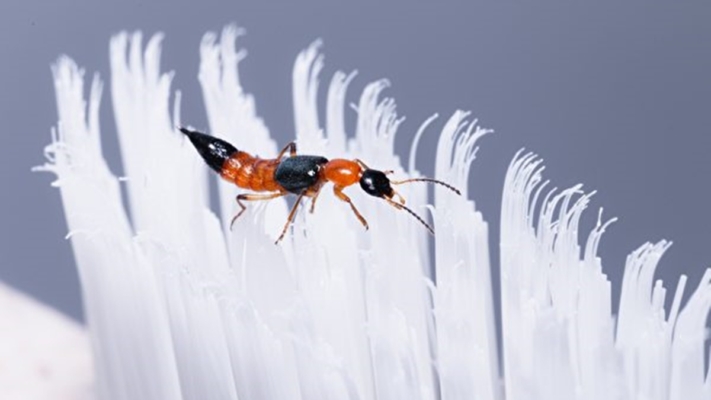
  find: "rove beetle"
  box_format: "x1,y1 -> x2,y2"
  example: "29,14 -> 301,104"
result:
180,127 -> 460,244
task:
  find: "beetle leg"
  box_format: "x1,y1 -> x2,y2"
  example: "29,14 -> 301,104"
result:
309,186 -> 323,213
354,159 -> 370,170
275,191 -> 307,244
333,186 -> 369,230
277,141 -> 297,159
232,191 -> 288,230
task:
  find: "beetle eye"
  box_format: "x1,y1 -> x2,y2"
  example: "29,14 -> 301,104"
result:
360,169 -> 394,198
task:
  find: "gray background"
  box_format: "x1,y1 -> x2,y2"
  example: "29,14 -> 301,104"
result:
1,1 -> 709,323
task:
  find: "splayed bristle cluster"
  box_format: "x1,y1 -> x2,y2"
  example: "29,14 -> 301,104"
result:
37,25 -> 711,400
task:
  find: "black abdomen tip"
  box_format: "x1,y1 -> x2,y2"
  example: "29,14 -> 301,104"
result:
180,127 -> 238,173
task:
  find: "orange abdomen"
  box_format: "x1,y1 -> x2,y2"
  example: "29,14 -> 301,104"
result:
220,152 -> 281,192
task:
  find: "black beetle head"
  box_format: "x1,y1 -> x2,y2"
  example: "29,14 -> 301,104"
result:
356,166 -> 462,236
359,169 -> 394,198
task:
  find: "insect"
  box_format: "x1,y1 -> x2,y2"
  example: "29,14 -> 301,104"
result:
180,127 -> 461,243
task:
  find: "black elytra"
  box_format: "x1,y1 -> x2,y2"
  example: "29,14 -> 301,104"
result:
180,127 -> 238,173
360,169 -> 394,198
274,155 -> 329,194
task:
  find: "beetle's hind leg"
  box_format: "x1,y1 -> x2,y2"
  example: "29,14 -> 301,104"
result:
232,191 -> 288,230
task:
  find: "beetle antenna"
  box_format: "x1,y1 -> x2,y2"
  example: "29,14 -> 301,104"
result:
391,178 -> 461,195
384,198 -> 435,235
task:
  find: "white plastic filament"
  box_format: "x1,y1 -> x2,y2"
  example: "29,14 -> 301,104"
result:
36,25 -> 710,400
500,151 -> 711,400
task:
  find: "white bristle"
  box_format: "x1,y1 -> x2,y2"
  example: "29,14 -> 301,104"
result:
35,26 -> 711,400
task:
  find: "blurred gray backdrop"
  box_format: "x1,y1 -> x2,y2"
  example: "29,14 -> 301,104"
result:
1,1 -> 710,322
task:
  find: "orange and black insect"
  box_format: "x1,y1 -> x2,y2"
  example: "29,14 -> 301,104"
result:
180,127 -> 460,243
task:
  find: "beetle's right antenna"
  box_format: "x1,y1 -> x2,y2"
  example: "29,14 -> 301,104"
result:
391,178 -> 461,195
